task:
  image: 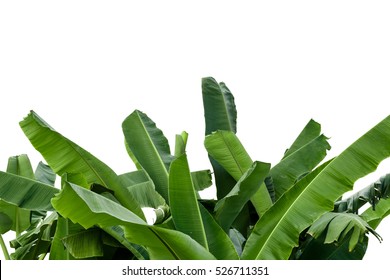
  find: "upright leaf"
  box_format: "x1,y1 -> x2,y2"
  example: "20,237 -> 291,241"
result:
168,154 -> 208,249
242,115 -> 390,259
202,77 -> 238,199
122,110 -> 174,201
283,119 -> 321,158
270,134 -> 331,199
19,111 -> 144,219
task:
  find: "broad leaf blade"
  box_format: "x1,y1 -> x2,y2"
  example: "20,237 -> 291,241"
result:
168,154 -> 208,249
205,130 -> 253,181
19,111 -> 144,218
283,119 -> 321,158
242,115 -> 390,259
35,161 -> 56,186
0,171 -> 58,211
199,204 -> 239,260
270,134 -> 331,199
52,182 -> 215,260
215,161 -> 270,232
122,110 -> 174,201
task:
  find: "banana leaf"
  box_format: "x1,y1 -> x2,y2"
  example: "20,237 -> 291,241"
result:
283,119 -> 322,159
307,212 -> 381,252
215,161 -> 270,232
52,182 -> 216,260
19,111 -> 144,219
199,203 -> 239,260
168,154 -> 208,249
270,134 -> 330,199
335,174 -> 390,213
296,232 -> 369,260
35,161 -> 56,186
361,198 -> 390,229
122,110 -> 174,202
61,228 -> 104,259
174,131 -> 188,157
241,115 -> 390,260
204,130 -> 273,216
202,77 -> 237,199
0,171 -> 58,212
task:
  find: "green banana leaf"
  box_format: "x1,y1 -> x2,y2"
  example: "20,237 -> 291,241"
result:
0,171 -> 59,212
122,110 -> 174,202
204,130 -> 273,216
361,198 -> 390,229
191,170 -> 212,192
19,111 -> 144,219
335,174 -> 390,213
35,161 -> 56,186
168,154 -> 208,249
0,155 -> 36,235
199,203 -> 239,260
229,228 -> 246,257
10,212 -> 57,260
241,115 -> 390,260
215,161 -> 270,232
205,130 -> 253,181
61,228 -> 104,259
307,212 -> 381,252
49,215 -> 78,260
174,131 -> 188,157
283,119 -> 322,159
202,77 -> 238,199
52,182 -> 216,260
270,134 -> 330,199
295,232 -> 369,260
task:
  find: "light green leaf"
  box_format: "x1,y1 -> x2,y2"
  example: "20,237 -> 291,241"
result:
242,115 -> 390,259
122,110 -> 174,201
361,198 -> 390,229
52,182 -> 215,260
19,111 -> 144,219
199,203 -> 239,260
168,154 -> 208,249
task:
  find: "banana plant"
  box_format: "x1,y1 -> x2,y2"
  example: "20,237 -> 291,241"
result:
1,77 -> 390,260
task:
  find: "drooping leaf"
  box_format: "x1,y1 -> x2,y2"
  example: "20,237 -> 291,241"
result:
215,161 -> 270,232
296,231 -> 368,260
361,198 -> 390,229
19,111 -> 144,219
0,212 -> 12,234
52,182 -> 215,260
335,173 -> 390,213
168,154 -> 208,249
49,215 -> 78,260
242,115 -> 390,260
122,110 -> 174,201
307,212 -> 381,252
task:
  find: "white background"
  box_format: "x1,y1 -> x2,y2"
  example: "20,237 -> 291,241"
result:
1,0 -> 390,262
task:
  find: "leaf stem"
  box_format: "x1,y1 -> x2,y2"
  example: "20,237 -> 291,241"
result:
0,234 -> 11,260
